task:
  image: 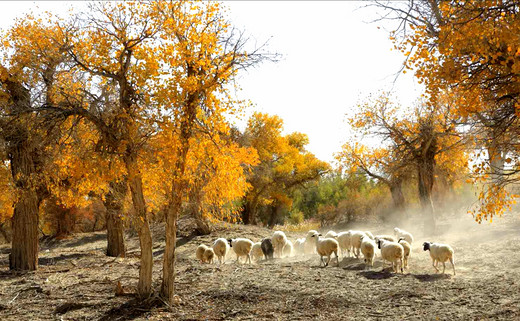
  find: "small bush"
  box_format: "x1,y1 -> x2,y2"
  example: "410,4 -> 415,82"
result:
288,210 -> 304,225
273,219 -> 320,233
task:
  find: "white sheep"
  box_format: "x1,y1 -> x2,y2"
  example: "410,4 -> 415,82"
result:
377,239 -> 404,273
251,242 -> 264,262
212,238 -> 230,265
283,239 -> 294,258
196,244 -> 208,263
364,231 -> 375,240
228,238 -> 254,264
375,235 -> 396,243
304,230 -> 318,255
423,242 -> 455,275
350,230 -> 368,258
294,238 -> 305,256
272,231 -> 288,258
336,231 -> 352,258
203,247 -> 215,264
360,235 -> 376,269
310,232 -> 339,267
324,230 -> 338,239
394,228 -> 414,244
398,238 -> 411,269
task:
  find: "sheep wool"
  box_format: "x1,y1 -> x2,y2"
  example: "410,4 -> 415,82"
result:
229,238 -> 254,264
294,238 -> 306,256
251,242 -> 264,262
377,239 -> 404,273
203,248 -> 215,264
212,238 -> 230,265
196,244 -> 209,263
336,231 -> 352,258
398,238 -> 411,269
304,230 -> 319,255
272,231 -> 288,258
423,242 -> 455,275
350,231 -> 368,258
283,240 -> 294,258
310,232 -> 339,267
360,236 -> 376,269
394,228 -> 414,244
324,230 -> 338,239
261,238 -> 274,260
375,235 -> 397,243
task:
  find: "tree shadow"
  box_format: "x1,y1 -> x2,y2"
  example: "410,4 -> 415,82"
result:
38,252 -> 90,266
98,297 -> 162,321
57,233 -> 107,249
413,273 -> 451,282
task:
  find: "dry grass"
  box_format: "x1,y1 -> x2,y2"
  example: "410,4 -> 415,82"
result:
0,214 -> 520,320
273,220 -> 321,233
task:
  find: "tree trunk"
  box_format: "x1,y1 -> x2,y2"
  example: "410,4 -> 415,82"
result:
418,158 -> 436,235
104,180 -> 127,257
10,190 -> 39,270
161,70 -> 198,304
389,179 -> 406,221
3,76 -> 40,271
124,154 -> 153,299
190,179 -> 212,235
0,222 -> 10,243
389,179 -> 406,211
193,210 -> 211,235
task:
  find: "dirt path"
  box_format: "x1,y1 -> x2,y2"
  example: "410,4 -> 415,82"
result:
0,214 -> 519,320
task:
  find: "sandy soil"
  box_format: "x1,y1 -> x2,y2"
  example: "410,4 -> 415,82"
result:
0,213 -> 519,320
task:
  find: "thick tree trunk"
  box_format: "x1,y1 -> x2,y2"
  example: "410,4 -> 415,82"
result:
124,155 -> 153,299
10,190 -> 39,270
389,179 -> 406,211
418,158 -> 436,235
3,76 -> 40,271
193,210 -> 211,235
104,180 -> 127,257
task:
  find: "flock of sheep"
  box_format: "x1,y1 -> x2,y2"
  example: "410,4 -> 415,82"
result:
196,227 -> 456,275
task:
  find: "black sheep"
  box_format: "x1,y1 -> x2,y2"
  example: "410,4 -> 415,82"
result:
261,238 -> 274,260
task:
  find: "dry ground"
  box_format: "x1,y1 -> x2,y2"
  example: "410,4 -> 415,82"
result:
0,213 -> 520,320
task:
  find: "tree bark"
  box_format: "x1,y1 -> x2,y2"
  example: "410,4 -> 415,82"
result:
161,67 -> 198,304
104,180 -> 127,257
418,158 -> 436,235
124,154 -> 153,299
389,179 -> 406,210
2,75 -> 40,271
0,222 -> 10,243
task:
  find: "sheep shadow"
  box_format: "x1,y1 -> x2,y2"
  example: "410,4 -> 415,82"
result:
342,262 -> 366,271
358,270 -> 397,280
413,273 -> 451,282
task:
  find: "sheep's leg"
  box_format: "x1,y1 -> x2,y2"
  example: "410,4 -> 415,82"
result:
400,258 -> 404,273
325,255 -> 331,267
450,257 -> 456,275
442,262 -> 446,274
335,250 -> 339,266
432,259 -> 439,272
247,254 -> 252,265
320,256 -> 324,267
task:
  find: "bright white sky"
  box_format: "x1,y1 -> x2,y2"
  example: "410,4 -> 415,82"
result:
1,1 -> 423,164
